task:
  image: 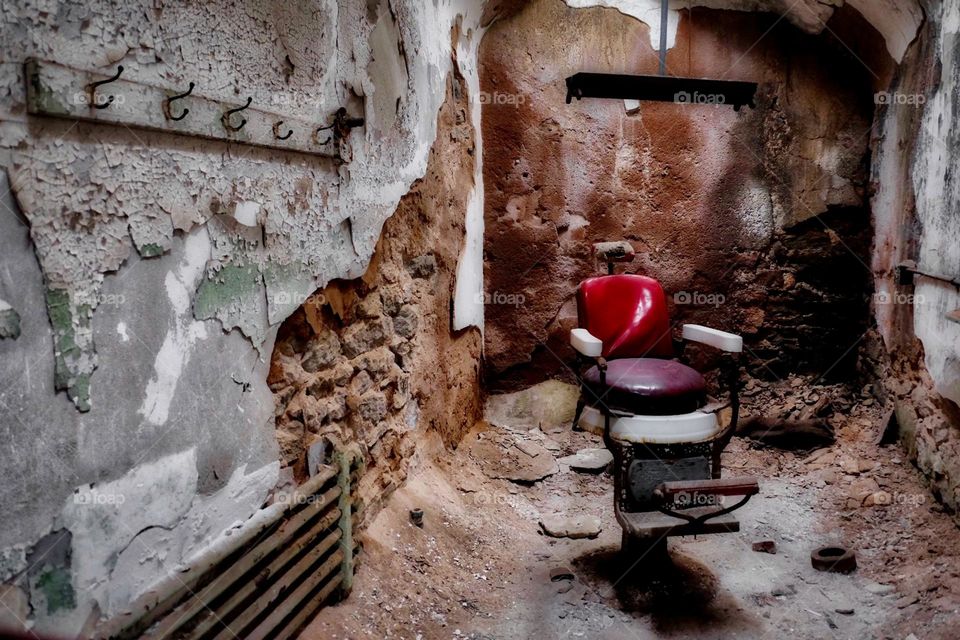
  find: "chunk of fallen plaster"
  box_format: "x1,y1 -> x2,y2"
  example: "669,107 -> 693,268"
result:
539,514 -> 602,539
558,448 -> 613,472
470,434 -> 559,483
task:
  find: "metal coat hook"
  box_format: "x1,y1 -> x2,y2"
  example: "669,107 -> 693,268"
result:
221,96 -> 252,132
165,81 -> 194,121
88,65 -> 123,109
314,121 -> 333,145
313,109 -> 364,146
273,120 -> 293,140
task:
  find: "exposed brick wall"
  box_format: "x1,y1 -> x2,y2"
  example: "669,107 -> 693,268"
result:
268,74 -> 482,521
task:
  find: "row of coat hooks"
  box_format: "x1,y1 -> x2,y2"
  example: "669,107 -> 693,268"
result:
26,58 -> 363,160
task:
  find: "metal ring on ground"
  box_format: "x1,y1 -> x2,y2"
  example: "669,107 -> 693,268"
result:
811,546 -> 857,573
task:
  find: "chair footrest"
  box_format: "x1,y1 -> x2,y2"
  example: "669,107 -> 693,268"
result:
656,477 -> 759,499
617,506 -> 740,539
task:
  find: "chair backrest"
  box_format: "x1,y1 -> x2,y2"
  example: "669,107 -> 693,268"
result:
577,274 -> 674,359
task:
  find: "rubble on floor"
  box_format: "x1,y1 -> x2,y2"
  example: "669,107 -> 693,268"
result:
540,514 -> 603,540
301,375 -> 960,640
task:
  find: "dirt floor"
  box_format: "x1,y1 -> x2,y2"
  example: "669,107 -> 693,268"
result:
301,376 -> 960,640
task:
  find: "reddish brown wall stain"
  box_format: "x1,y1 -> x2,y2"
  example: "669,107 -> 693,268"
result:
269,74 -> 482,519
481,0 -> 879,389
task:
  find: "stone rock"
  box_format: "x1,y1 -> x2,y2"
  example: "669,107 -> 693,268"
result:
306,436 -> 329,477
839,455 -> 862,475
539,514 -> 602,539
269,352 -> 304,386
355,295 -> 383,319
301,329 -> 341,372
332,361 -> 354,386
819,469 -> 839,485
752,540 -> 777,554
301,397 -> 329,432
848,477 -> 880,506
380,284 -> 409,316
864,582 -> 896,596
357,391 -> 388,423
392,375 -> 410,409
306,371 -> 336,398
392,305 -> 419,339
342,316 -> 391,358
407,254 -> 437,278
736,416 -> 835,449
863,490 -> 892,507
468,432 -> 558,482
356,347 -> 395,378
276,424 -> 304,465
350,370 -> 373,396
485,380 -> 579,431
515,439 -> 543,458
557,448 -> 612,472
324,393 -> 348,421
896,594 -> 920,609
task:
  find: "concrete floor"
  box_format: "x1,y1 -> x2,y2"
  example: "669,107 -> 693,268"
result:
302,380 -> 960,640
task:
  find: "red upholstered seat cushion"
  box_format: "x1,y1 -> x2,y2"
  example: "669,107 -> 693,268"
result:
582,358 -> 707,415
577,275 -> 673,359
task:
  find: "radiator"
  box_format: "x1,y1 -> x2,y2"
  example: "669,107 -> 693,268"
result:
94,447 -> 363,640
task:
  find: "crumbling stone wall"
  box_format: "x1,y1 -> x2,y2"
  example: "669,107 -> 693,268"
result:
866,0 -> 960,521
480,0 -> 878,389
268,75 -> 483,527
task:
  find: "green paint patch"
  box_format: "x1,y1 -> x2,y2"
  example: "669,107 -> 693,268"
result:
25,60 -> 70,116
137,242 -> 166,258
45,288 -> 94,412
193,263 -> 264,321
0,308 -> 20,340
36,567 -> 76,614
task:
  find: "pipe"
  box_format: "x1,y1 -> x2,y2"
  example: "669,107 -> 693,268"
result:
659,0 -> 669,75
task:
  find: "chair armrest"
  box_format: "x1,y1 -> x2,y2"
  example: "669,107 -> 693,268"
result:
681,324 -> 743,353
570,328 -> 603,357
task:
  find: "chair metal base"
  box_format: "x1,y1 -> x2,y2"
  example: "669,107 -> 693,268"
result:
617,505 -> 740,540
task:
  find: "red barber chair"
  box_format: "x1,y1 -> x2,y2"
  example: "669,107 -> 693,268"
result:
570,247 -> 759,559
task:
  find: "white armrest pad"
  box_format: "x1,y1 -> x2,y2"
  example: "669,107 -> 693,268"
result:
682,324 -> 743,353
570,328 -> 603,357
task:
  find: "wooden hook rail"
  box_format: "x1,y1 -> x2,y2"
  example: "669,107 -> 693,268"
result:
24,58 -> 363,160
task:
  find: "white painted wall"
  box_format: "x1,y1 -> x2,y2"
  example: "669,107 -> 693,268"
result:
910,0 -> 960,404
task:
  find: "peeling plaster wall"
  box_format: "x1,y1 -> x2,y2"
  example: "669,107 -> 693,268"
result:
868,0 -> 960,518
910,0 -> 960,406
0,0 -> 485,634
480,0 -> 884,385
269,76 -> 483,524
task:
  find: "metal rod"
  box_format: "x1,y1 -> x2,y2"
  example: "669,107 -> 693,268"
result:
658,0 -> 669,75
336,447 -> 359,597
896,260 -> 960,287
914,268 -> 960,288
